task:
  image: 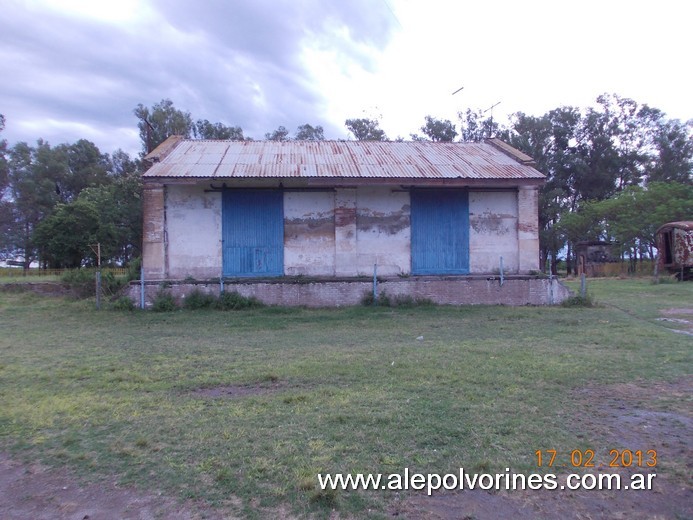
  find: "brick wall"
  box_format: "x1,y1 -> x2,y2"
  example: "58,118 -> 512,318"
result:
127,275 -> 571,308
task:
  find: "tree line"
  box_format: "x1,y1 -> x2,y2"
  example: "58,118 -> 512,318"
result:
1,94 -> 691,272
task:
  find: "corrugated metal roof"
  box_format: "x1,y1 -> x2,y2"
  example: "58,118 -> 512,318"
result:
657,221 -> 693,233
143,138 -> 545,180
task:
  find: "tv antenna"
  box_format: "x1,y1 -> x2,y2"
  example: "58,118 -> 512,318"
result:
483,101 -> 501,138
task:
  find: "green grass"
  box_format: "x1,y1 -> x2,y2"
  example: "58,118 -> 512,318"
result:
0,280 -> 691,518
563,276 -> 692,331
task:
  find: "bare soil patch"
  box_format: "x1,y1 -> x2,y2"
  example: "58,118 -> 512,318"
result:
392,378 -> 692,519
0,453 -> 231,520
191,381 -> 295,398
2,379 -> 689,519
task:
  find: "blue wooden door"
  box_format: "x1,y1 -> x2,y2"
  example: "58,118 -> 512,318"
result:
222,190 -> 283,277
411,190 -> 469,274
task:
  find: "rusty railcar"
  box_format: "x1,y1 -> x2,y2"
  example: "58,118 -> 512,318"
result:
657,221 -> 693,280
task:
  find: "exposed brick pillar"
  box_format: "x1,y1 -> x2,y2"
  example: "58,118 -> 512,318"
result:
517,186 -> 540,273
142,183 -> 166,279
334,188 -> 358,276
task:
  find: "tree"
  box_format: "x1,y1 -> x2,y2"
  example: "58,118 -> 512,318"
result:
0,115 -> 8,193
647,118 -> 693,184
265,126 -> 290,141
458,109 -> 501,142
32,171 -> 143,268
505,107 -> 583,273
345,118 -> 387,141
0,115 -> 11,259
33,198 -> 101,268
294,124 -> 325,141
3,141 -> 66,266
193,119 -> 245,140
80,172 -> 143,265
419,116 -> 457,142
108,149 -> 141,178
1,138 -> 131,267
55,139 -> 110,202
133,99 -> 193,154
559,182 -> 693,265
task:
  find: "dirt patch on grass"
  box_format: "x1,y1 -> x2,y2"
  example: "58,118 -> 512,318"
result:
191,380 -> 298,398
0,453 -> 231,520
393,377 -> 692,519
2,378 -> 689,519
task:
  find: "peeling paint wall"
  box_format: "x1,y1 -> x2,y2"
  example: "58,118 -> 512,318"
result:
517,187 -> 540,272
145,182 -> 541,280
334,189 -> 358,276
166,184 -> 222,279
356,187 -> 410,276
469,191 -> 519,273
284,192 -> 336,276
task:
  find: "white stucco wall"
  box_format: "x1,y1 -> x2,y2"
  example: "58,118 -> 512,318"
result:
356,187 -> 411,276
284,191 -> 336,276
469,191 -> 519,273
158,184 -> 529,279
166,184 -> 222,279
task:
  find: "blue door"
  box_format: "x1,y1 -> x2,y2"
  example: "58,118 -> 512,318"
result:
411,190 -> 469,274
222,190 -> 283,277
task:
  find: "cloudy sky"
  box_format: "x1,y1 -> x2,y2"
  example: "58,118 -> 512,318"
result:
1,0 -> 691,157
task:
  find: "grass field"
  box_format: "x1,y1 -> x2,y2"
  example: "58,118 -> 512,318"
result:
0,278 -> 690,518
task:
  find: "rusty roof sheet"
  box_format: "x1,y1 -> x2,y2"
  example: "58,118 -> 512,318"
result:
143,138 -> 545,181
656,221 -> 693,233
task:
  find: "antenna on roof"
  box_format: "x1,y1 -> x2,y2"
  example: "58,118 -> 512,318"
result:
483,101 -> 501,139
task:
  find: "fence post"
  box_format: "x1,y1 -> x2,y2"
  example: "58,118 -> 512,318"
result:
499,256 -> 504,286
95,270 -> 101,310
580,273 -> 586,298
549,274 -> 554,305
140,267 -> 145,309
373,263 -> 378,303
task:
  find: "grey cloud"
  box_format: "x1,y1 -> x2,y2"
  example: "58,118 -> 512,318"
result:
0,0 -> 397,155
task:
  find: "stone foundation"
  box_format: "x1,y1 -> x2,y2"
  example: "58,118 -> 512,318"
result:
127,275 -> 571,308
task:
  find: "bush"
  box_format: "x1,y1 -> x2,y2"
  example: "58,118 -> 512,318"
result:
61,269 -> 96,298
561,294 -> 596,307
151,289 -> 177,312
62,269 -> 125,299
183,289 -> 217,310
111,296 -> 135,311
216,291 -> 263,310
126,257 -> 142,281
100,270 -> 125,296
60,269 -> 96,298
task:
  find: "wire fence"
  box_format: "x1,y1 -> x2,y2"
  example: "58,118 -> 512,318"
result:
579,260 -> 656,277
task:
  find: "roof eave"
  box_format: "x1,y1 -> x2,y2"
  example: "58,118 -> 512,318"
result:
142,176 -> 545,188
